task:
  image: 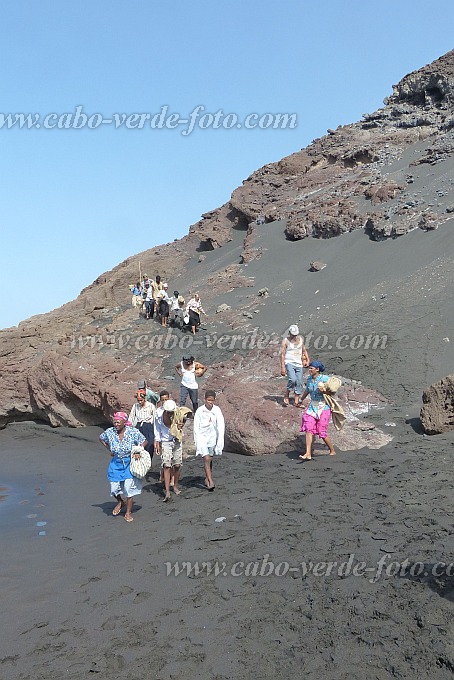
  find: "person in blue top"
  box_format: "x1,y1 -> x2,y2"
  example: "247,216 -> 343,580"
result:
99,411 -> 147,522
299,361 -> 336,460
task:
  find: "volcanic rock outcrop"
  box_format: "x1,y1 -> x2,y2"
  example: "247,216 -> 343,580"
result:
420,374 -> 454,434
190,49 -> 454,245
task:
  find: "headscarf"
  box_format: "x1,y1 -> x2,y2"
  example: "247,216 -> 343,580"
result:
309,360 -> 325,372
136,389 -> 146,398
113,411 -> 129,423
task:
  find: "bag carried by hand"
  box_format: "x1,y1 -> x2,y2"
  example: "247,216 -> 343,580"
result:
129,445 -> 151,479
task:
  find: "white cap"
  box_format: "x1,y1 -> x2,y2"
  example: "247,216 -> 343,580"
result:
289,324 -> 299,336
163,399 -> 176,412
163,282 -> 168,288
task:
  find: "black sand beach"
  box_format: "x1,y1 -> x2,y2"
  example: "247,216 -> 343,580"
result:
1,417 -> 453,679
1,217 -> 454,679
2,150 -> 454,680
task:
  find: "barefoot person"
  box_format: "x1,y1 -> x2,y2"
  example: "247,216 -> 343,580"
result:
194,390 -> 225,491
99,411 -> 148,522
186,292 -> 206,334
154,399 -> 191,502
155,390 -> 174,487
156,283 -> 170,327
299,361 -> 336,460
280,324 -> 310,407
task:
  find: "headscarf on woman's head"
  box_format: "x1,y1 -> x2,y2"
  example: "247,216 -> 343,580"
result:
309,360 -> 325,372
113,411 -> 129,423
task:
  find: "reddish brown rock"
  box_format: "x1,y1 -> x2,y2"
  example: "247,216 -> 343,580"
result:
183,50 -> 454,250
207,351 -> 390,455
364,183 -> 404,205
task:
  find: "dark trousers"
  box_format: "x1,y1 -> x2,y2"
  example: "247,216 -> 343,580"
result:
145,299 -> 155,317
180,385 -> 198,412
189,309 -> 200,329
159,299 -> 169,318
136,422 -> 154,458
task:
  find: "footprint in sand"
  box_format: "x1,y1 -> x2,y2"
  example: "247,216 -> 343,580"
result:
134,592 -> 152,603
109,586 -> 134,599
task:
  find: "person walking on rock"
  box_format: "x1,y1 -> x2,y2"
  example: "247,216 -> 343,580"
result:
175,355 -> 207,413
186,293 -> 206,334
144,282 -> 155,320
280,324 -> 310,407
169,291 -> 185,329
156,283 -> 170,327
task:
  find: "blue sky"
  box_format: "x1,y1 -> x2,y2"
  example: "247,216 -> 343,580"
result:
1,0 -> 453,329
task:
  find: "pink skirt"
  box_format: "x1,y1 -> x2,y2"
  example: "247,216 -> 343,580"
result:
301,409 -> 331,438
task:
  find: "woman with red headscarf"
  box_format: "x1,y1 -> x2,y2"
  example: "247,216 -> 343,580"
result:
99,411 -> 148,522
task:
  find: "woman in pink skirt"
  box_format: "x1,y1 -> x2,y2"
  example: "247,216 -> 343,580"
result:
299,361 -> 336,460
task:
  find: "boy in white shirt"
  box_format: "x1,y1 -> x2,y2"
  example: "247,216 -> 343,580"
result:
193,390 -> 225,491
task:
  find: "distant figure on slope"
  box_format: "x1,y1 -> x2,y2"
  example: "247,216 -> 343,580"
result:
169,291 -> 185,329
280,324 -> 310,407
151,275 -> 163,315
299,360 -> 336,460
130,282 -> 143,308
186,293 -> 206,334
143,282 -> 154,320
156,282 -> 170,327
194,389 -> 225,491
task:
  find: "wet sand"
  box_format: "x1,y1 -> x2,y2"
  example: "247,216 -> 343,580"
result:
0,416 -> 453,679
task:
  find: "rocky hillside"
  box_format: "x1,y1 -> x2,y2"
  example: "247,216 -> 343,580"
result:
1,50 -> 453,452
191,49 -> 454,249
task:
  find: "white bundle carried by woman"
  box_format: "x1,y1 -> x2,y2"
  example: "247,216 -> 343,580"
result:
129,445 -> 152,479
324,376 -> 342,394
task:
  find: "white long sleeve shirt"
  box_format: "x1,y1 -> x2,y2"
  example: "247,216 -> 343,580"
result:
193,404 -> 225,455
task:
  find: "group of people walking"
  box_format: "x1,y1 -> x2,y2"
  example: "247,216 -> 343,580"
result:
129,275 -> 206,334
100,324 -> 344,521
99,357 -> 224,520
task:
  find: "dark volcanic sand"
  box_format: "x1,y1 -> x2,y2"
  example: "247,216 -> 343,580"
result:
1,215 -> 454,678
0,419 -> 453,680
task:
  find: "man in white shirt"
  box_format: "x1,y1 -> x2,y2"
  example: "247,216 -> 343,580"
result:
144,283 -> 155,320
169,290 -> 185,329
193,390 -> 225,491
154,398 -> 191,501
